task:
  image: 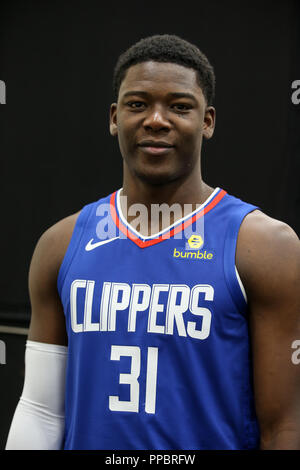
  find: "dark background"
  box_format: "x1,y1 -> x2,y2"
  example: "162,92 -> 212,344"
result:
0,0 -> 299,450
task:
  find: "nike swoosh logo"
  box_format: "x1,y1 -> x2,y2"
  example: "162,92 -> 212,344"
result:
85,236 -> 120,251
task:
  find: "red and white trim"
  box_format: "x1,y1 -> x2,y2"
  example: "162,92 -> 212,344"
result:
110,187 -> 227,248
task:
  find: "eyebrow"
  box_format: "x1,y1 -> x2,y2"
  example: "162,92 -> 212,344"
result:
122,90 -> 198,103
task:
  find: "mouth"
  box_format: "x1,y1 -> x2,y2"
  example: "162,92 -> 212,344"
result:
137,140 -> 175,156
139,146 -> 174,155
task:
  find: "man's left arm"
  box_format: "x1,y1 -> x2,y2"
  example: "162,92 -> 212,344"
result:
236,210 -> 300,450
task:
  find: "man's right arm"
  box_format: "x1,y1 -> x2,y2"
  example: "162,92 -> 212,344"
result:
27,212 -> 80,345
5,212 -> 80,450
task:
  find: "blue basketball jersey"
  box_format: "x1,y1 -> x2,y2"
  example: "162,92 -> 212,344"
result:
57,187 -> 260,450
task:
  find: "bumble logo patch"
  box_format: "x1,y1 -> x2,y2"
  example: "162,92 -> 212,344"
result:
173,234 -> 214,261
173,248 -> 214,260
187,235 -> 204,249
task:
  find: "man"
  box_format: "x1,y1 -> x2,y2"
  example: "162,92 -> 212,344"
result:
5,34 -> 300,450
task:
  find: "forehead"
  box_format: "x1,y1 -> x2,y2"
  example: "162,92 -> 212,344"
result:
119,61 -> 204,99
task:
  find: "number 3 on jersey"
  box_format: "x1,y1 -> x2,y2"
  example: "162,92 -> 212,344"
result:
109,345 -> 158,414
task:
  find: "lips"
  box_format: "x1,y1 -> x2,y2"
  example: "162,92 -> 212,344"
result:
137,140 -> 174,155
138,140 -> 174,148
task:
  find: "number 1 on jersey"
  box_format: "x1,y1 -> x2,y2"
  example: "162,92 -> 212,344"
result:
109,345 -> 158,414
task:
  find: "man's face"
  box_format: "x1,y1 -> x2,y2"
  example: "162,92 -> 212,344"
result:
110,61 -> 215,186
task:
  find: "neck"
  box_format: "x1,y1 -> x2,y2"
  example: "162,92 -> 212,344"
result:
122,165 -> 213,205
119,170 -> 215,236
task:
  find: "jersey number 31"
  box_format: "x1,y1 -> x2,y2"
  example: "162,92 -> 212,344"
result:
109,345 -> 158,414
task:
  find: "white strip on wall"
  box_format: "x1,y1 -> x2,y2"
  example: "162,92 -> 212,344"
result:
0,325 -> 29,335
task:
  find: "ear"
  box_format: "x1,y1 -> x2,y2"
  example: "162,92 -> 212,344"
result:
203,106 -> 216,140
109,103 -> 118,136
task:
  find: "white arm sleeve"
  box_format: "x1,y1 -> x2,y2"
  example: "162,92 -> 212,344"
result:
5,340 -> 68,450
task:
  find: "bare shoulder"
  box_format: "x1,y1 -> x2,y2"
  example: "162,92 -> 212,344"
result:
32,210 -> 81,275
236,209 -> 300,300
238,209 -> 299,247
28,211 -> 81,290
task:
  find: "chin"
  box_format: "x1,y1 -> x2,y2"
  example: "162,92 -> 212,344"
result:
134,167 -> 183,186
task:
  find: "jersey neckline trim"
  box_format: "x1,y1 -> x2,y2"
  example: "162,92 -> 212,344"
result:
109,187 -> 227,248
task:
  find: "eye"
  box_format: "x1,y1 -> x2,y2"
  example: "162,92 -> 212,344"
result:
126,101 -> 146,109
172,103 -> 192,112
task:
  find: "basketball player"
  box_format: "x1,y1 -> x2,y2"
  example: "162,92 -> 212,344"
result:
5,35 -> 300,450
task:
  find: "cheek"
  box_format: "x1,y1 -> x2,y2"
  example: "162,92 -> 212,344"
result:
177,116 -> 203,137
178,125 -> 202,151
117,117 -> 137,146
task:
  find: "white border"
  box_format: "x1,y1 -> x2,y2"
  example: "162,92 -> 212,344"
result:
235,266 -> 247,303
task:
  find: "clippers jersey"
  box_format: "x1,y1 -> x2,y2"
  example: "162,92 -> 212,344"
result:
57,187 -> 260,450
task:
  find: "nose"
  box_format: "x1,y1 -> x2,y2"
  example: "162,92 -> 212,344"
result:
143,106 -> 171,132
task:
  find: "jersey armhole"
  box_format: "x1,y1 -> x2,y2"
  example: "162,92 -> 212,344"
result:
57,203 -> 95,299
223,206 -> 258,315
235,265 -> 247,303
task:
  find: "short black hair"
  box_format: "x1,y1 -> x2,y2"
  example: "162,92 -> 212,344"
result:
112,34 -> 215,106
